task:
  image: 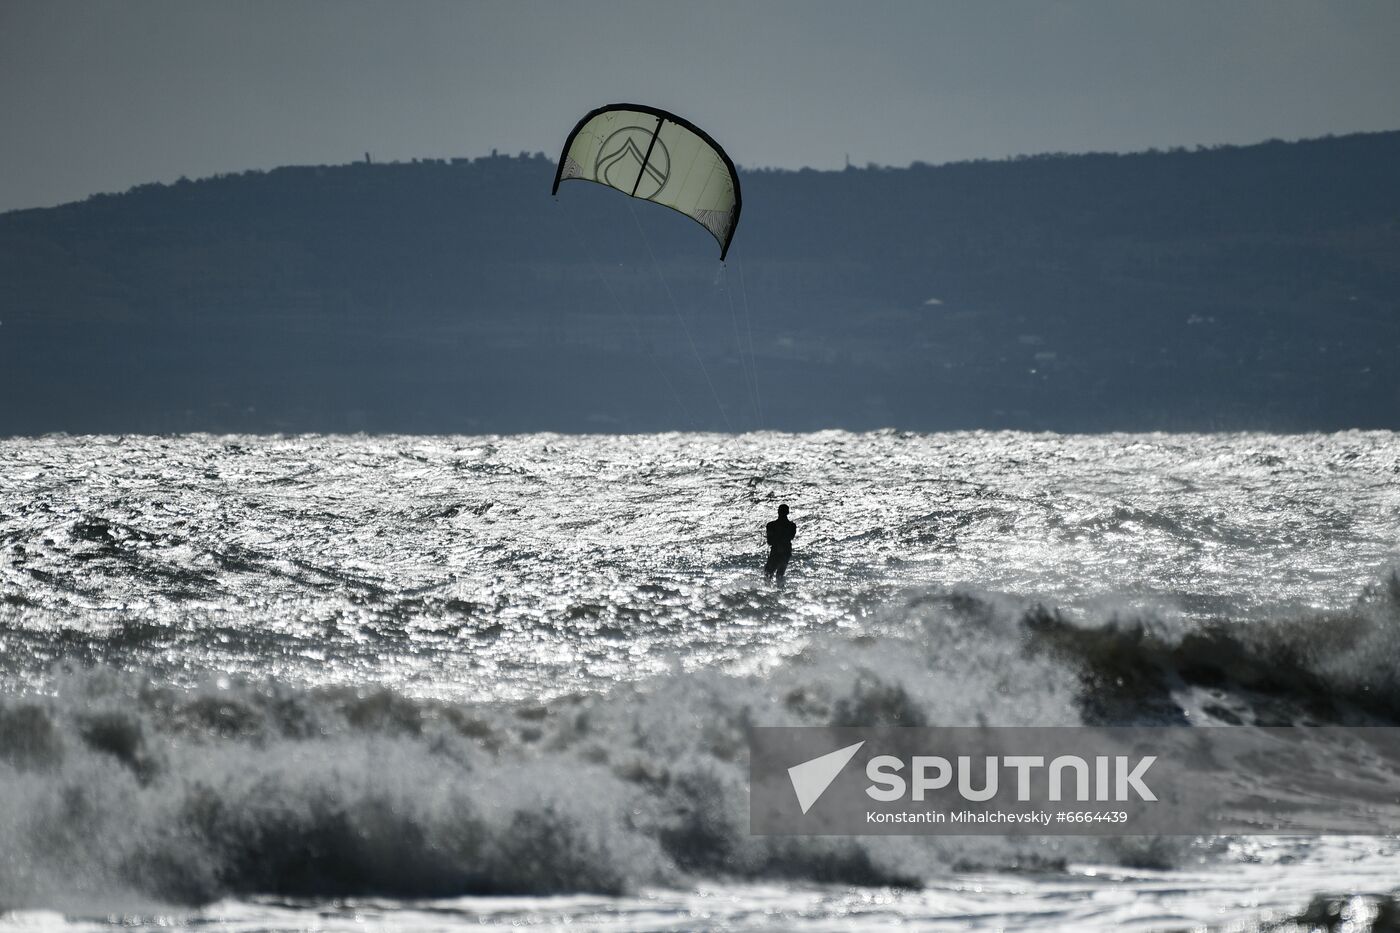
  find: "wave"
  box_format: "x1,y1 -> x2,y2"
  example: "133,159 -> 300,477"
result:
1025,569 -> 1400,725
3,571 -> 1399,911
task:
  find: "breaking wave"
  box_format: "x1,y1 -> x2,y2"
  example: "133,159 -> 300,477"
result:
4,571 -> 1399,912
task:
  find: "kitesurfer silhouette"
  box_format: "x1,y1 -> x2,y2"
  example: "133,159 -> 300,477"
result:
764,504 -> 797,583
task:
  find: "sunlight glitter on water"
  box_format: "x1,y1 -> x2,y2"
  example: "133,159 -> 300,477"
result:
2,431 -> 1397,702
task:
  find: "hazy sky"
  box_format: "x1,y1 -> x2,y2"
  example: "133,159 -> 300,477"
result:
2,0 -> 1397,213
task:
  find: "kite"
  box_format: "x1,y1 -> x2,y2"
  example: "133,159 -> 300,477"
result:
553,103 -> 742,260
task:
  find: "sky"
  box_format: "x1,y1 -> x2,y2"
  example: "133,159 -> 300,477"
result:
2,0 -> 1398,213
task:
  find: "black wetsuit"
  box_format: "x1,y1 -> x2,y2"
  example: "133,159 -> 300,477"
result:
764,517 -> 797,582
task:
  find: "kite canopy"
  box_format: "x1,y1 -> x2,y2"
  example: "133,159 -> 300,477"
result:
552,103 -> 742,260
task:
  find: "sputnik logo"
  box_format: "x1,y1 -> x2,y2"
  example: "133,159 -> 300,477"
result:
788,741 -> 865,814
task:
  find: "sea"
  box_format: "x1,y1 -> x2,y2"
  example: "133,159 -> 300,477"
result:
1,430 -> 1399,931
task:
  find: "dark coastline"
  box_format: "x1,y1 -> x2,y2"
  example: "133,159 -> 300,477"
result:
2,131 -> 1397,435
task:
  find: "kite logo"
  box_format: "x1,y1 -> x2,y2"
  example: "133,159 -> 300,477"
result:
596,126 -> 670,200
788,741 -> 865,814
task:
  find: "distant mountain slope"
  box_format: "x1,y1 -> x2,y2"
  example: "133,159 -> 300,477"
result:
2,132 -> 1398,434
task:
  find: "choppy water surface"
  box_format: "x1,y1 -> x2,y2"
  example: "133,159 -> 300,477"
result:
2,431 -> 1399,930
4,431 -> 1396,699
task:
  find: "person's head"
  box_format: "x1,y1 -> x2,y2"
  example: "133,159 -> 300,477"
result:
777,503 -> 789,517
